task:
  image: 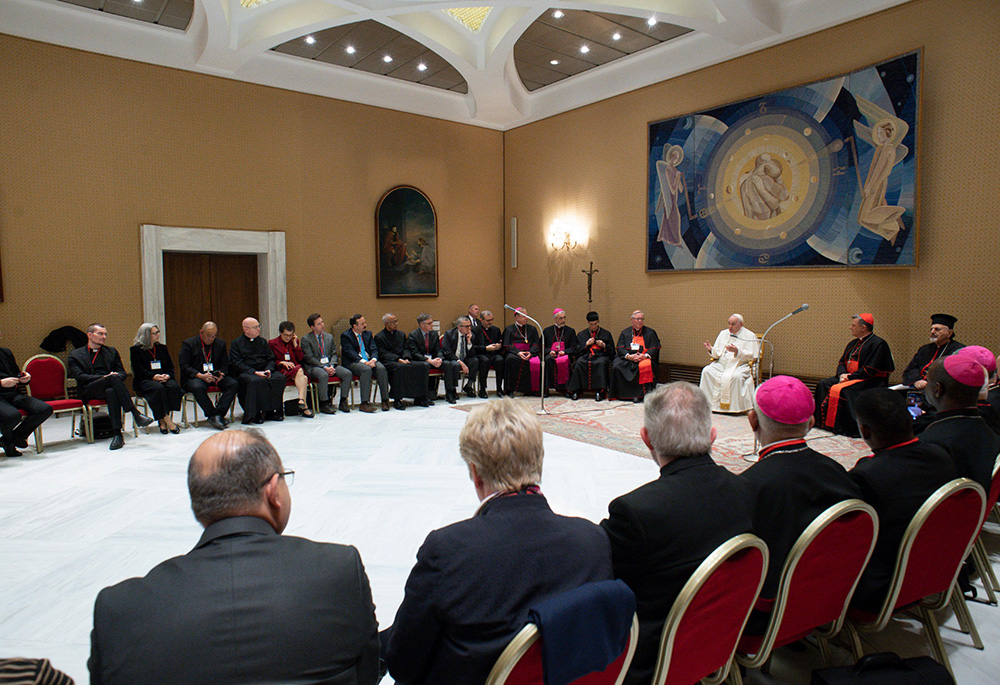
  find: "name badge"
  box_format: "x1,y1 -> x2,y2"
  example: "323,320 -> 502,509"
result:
203,363 -> 214,372
284,353 -> 291,361
552,341 -> 565,352
320,356 -> 329,365
150,361 -> 162,370
631,343 -> 640,352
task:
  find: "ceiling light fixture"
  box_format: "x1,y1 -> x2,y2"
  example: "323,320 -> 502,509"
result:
552,10 -> 564,19
612,32 -> 621,41
418,63 -> 427,71
580,45 -> 590,54
305,36 -> 316,45
383,55 -> 393,63
647,17 -> 658,27
550,59 -> 560,65
346,46 -> 356,54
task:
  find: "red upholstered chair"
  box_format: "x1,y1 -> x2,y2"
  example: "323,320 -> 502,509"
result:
22,354 -> 87,451
735,500 -> 878,673
843,478 -> 986,678
969,454 -> 1000,604
485,614 -> 639,685
651,534 -> 768,685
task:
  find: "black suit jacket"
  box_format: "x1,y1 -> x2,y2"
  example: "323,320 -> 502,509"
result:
848,439 -> 956,611
740,441 -> 862,598
919,408 -> 1000,494
441,327 -> 477,362
0,347 -> 24,400
474,325 -> 504,355
129,344 -> 177,384
67,345 -> 126,386
385,493 -> 612,685
89,516 -> 380,685
229,335 -> 275,376
601,454 -> 753,685
404,329 -> 443,362
341,329 -> 379,365
178,336 -> 230,384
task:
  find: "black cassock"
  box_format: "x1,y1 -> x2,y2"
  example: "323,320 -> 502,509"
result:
610,326 -> 661,400
229,335 -> 286,419
813,333 -> 894,437
567,328 -> 615,394
374,329 -> 429,401
502,324 -> 540,394
901,339 -> 964,386
474,325 -> 506,394
541,325 -> 577,391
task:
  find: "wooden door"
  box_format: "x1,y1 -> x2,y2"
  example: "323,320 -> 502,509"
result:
162,252 -> 259,357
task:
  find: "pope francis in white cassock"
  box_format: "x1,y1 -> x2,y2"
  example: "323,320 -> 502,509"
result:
700,314 -> 759,413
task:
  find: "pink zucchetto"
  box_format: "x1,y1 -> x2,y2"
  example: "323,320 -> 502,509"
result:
755,375 -> 815,425
553,308 -> 565,316
956,346 -> 997,374
943,355 -> 988,388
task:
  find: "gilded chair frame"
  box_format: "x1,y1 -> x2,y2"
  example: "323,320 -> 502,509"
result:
22,354 -> 87,451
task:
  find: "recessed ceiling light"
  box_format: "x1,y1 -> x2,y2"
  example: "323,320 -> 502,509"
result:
346,46 -> 356,54
552,10 -> 564,19
647,17 -> 658,27
580,45 -> 590,54
418,63 -> 427,72
612,32 -> 621,41
550,59 -> 560,65
305,36 -> 316,45
383,55 -> 393,63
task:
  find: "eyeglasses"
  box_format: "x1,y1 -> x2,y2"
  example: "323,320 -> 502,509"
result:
260,470 -> 295,488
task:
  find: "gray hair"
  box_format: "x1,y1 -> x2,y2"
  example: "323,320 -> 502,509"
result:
644,382 -> 713,459
382,313 -> 395,324
482,310 -> 493,318
132,322 -> 158,350
460,399 -> 543,492
188,429 -> 282,526
416,313 -> 432,324
456,316 -> 472,326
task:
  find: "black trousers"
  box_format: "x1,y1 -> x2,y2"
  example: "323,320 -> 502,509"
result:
136,379 -> 183,420
0,394 -> 53,444
479,354 -> 504,393
428,360 -> 461,394
458,356 -> 481,390
236,372 -> 286,418
185,376 -> 238,419
79,375 -> 136,431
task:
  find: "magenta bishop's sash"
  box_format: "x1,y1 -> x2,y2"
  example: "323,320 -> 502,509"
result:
514,341 -> 541,392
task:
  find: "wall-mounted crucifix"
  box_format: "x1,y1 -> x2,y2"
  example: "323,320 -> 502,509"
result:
581,261 -> 599,303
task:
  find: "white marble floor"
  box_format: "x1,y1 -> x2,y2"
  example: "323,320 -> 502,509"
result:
1,396 -> 998,684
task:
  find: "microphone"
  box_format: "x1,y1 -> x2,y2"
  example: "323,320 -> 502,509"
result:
791,303 -> 810,316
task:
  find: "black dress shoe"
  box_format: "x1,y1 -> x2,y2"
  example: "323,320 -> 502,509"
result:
253,415 -> 265,424
415,398 -> 430,407
633,395 -> 645,404
241,414 -> 256,425
478,389 -> 488,399
496,390 -> 505,398
339,400 -> 351,414
15,438 -> 28,449
393,399 -> 406,410
207,415 -> 226,430
319,402 -> 337,415
109,433 -> 125,450
219,416 -> 231,427
133,413 -> 155,428
272,412 -> 284,422
2,439 -> 22,457
464,385 -> 476,398
570,393 -> 579,401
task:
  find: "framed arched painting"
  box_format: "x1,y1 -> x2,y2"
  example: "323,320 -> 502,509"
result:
376,186 -> 438,297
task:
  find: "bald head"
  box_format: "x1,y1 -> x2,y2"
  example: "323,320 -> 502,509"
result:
200,321 -> 218,344
242,317 -> 261,338
188,429 -> 287,530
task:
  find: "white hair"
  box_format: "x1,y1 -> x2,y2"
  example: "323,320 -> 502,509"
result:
730,313 -> 744,324
644,383 -> 713,459
382,313 -> 395,324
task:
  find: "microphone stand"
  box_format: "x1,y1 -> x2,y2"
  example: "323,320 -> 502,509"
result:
504,305 -> 547,414
743,306 -> 809,462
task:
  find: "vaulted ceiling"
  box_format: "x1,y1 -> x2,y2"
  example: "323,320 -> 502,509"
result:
2,0 -> 910,129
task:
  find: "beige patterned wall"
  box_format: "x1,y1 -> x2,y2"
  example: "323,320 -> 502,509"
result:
0,35 -> 504,364
503,0 -> 1000,380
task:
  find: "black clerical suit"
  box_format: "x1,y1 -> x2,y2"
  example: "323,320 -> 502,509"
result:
385,492 -> 612,685
567,327 -> 615,395
542,325 -> 577,394
178,335 -> 238,421
229,334 -> 286,421
919,408 -> 1000,494
405,328 -> 459,398
601,454 -> 753,685
901,339 -> 964,386
848,439 -> 956,612
442,326 -> 481,394
374,329 -> 429,402
502,323 -> 540,395
68,345 -> 138,432
610,326 -> 661,400
474,324 -> 505,394
0,347 -> 52,449
130,344 -> 183,420
740,440 -> 862,603
814,333 -> 894,437
89,516 -> 380,685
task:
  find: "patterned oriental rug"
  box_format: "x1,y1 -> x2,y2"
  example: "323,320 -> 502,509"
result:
455,396 -> 871,475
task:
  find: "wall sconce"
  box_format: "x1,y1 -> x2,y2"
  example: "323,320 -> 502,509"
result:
549,218 -> 585,252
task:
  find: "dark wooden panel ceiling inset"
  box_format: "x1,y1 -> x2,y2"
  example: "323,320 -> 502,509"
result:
272,20 -> 469,94
55,0 -> 193,30
515,9 -> 692,92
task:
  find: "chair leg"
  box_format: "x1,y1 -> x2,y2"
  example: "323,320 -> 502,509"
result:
760,654 -> 772,675
817,634 -> 832,666
842,621 -> 864,661
974,538 -> 1000,599
85,407 -> 95,443
33,427 -> 43,454
181,395 -> 190,429
949,586 -> 984,649
917,605 -> 953,678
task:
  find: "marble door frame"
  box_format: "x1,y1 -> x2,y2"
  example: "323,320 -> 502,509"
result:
140,224 -> 286,341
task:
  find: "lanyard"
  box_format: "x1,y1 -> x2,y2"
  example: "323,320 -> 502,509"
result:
91,348 -> 100,366
201,340 -> 212,363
